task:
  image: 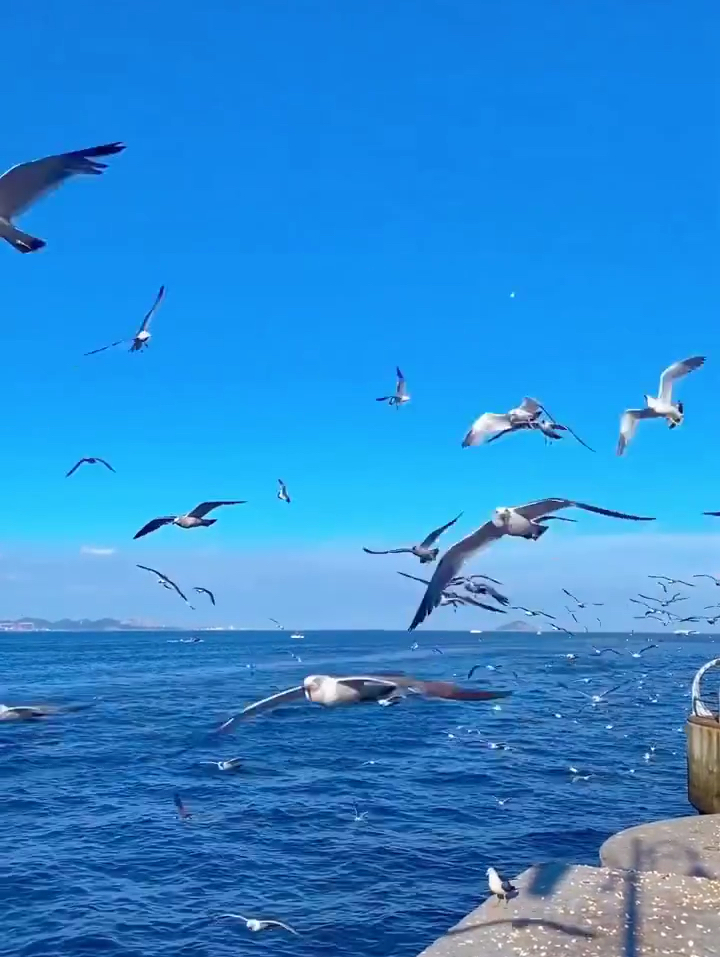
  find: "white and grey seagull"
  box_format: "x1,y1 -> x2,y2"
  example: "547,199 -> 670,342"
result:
84,285 -> 165,355
487,867 -> 517,906
218,673 -> 510,731
136,564 -> 194,608
397,571 -> 507,614
65,457 -> 116,478
0,142 -> 125,253
133,501 -> 246,540
617,356 -> 706,456
217,914 -> 299,936
363,513 -> 462,564
463,398 -> 593,450
376,366 -> 410,409
277,479 -> 291,504
408,498 -> 655,631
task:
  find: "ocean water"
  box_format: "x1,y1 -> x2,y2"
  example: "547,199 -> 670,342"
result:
1,629 -> 716,957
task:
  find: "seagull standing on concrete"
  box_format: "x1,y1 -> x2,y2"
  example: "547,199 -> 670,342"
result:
84,285 -> 165,355
363,513 -> 462,564
65,457 -> 116,477
407,498 -> 655,631
0,142 -> 125,253
487,867 -> 516,905
617,356 -> 706,455
133,500 -> 246,540
376,367 -> 410,409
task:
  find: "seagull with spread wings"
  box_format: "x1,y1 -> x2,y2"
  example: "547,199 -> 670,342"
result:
133,500 -> 246,540
617,356 -> 706,455
277,479 -> 291,503
561,588 -> 603,609
65,457 -> 116,478
363,513 -> 462,564
376,366 -> 410,409
397,570 -> 507,613
218,673 -> 510,730
217,915 -> 299,936
193,586 -> 216,606
407,498 -> 655,631
0,142 -> 125,253
463,398 -> 593,451
84,285 -> 165,355
136,564 -> 193,607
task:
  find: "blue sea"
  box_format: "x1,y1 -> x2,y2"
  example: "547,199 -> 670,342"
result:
1,629 -> 715,957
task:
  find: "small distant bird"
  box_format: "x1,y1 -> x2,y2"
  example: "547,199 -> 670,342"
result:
65,457 -> 116,478
693,574 -> 720,586
648,575 -> 694,588
559,680 -> 631,705
513,606 -> 556,620
630,644 -> 658,658
193,586 -> 216,606
217,914 -> 299,936
407,498 -> 654,631
137,565 -> 193,607
84,285 -> 166,355
637,592 -> 687,609
617,356 -> 706,455
592,647 -> 622,656
277,479 -> 291,504
432,646 -> 444,655
269,617 -> 285,630
352,805 -> 368,822
397,572 -> 507,614
202,758 -> 242,771
562,589 -> 603,609
376,366 -> 410,409
493,796 -> 511,806
218,674 -> 511,731
0,142 -> 125,253
173,792 -> 192,820
486,867 -> 516,905
363,513 -> 462,564
133,501 -> 246,540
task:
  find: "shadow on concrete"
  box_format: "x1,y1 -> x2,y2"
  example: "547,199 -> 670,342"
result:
445,917 -> 595,940
523,861 -> 573,897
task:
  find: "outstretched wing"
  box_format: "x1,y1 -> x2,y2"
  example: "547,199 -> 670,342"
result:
137,285 -> 166,334
387,675 -> 512,701
84,338 -> 127,356
462,412 -> 512,448
133,516 -> 175,540
96,458 -> 116,472
362,547 -> 412,555
658,355 -> 705,403
218,686 -> 305,731
65,459 -> 88,477
194,586 -> 216,605
617,408 -> 656,456
420,512 -> 463,548
396,367 -> 407,396
187,500 -> 247,519
460,595 -> 507,613
136,564 -> 189,603
513,498 -> 655,523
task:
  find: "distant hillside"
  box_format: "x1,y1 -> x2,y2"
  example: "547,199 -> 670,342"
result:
0,617 -> 182,632
495,619 -> 544,633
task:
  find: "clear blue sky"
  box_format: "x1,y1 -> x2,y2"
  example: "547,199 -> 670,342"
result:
0,0 -> 717,629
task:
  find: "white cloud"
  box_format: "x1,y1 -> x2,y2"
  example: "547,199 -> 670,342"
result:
80,546 -> 116,557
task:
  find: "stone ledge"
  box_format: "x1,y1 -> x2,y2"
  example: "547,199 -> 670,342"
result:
600,813 -> 720,880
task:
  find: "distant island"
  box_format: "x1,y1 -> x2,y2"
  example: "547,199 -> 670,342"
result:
495,619 -> 545,632
0,617 -> 190,633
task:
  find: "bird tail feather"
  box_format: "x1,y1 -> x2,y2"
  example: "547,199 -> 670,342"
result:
200,519 -> 217,527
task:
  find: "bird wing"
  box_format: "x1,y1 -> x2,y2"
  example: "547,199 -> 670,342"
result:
268,921 -> 299,935
639,644 -> 658,654
420,512 -> 463,548
408,523 -> 504,631
397,571 -> 432,585
395,367 -> 407,396
136,285 -> 165,334
194,587 -> 216,605
96,458 -> 116,472
133,517 -> 175,540
187,500 -> 247,519
693,574 -> 716,582
658,355 -> 705,403
704,512 -> 720,517
562,588 -> 579,603
65,459 -> 88,477
460,595 -> 507,613
468,573 -> 504,585
514,498 -> 655,523
386,675 -> 512,701
362,547 -> 412,555
617,408 -> 657,456
0,142 -> 125,219
218,686 -> 305,731
484,426 -> 522,444
83,338 -> 128,356
136,564 -> 189,603
462,413 -> 512,448
519,397 -> 542,415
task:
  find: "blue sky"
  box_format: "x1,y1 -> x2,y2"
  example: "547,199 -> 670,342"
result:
0,0 -> 717,629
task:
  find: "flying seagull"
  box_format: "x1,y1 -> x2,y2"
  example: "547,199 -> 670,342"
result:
617,356 -> 706,455
452,577 -> 509,605
193,586 -> 216,606
277,479 -> 291,504
133,501 -> 246,540
136,565 -> 193,607
0,142 -> 125,253
513,606 -> 556,620
559,680 -> 632,704
487,867 -> 516,906
407,498 -> 655,631
397,571 -> 507,613
217,915 -> 299,936
463,398 -> 593,451
376,367 -> 410,409
562,588 -> 603,609
630,644 -> 658,658
218,674 -> 510,731
363,513 -> 462,564
648,574 -> 694,589
693,574 -> 720,586
84,285 -> 165,355
65,457 -> 116,478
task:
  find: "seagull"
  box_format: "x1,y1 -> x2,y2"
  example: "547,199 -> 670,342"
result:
630,644 -> 658,658
648,575 -> 694,588
193,586 -> 216,606
561,589 -> 603,609
277,479 -> 291,504
559,680 -> 631,705
397,572 -> 507,614
512,606 -> 556,620
0,142 -> 125,253
217,915 -> 299,936
84,285 -> 166,355
637,592 -> 688,608
407,498 -> 655,630
453,578 -> 510,605
136,565 -> 193,607
462,397 -> 542,447
376,366 -> 409,409
486,867 -> 516,905
133,501 -> 246,539
617,356 -> 706,455
363,513 -> 462,564
218,674 -> 511,731
65,457 -> 116,478
551,623 -> 575,635
269,618 -> 285,630
202,758 -> 242,771
0,702 -> 91,721
467,664 -> 503,679
693,574 -> 720,586
592,647 -> 622,656
566,608 -> 579,624
173,792 -> 192,821
493,797 -> 511,807
352,805 -> 368,822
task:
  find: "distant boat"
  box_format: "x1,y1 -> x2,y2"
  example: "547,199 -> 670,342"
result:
291,633 -> 304,640
470,629 -> 483,634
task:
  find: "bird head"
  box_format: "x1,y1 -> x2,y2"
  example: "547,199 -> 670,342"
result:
425,548 -> 439,562
302,675 -> 323,699
492,508 -> 511,528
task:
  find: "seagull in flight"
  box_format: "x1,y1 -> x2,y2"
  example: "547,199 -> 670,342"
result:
137,565 -> 193,607
397,571 -> 507,614
559,680 -> 631,705
463,397 -> 593,450
617,356 -> 706,455
454,578 -> 509,605
407,498 -> 655,631
218,674 -> 511,731
217,915 -> 299,936
513,606 -> 556,620
84,285 -> 165,355
0,142 -> 125,253
561,589 -> 603,609
193,586 -> 216,606
648,574 -> 694,591
693,574 -> 720,586
637,592 -> 688,609
630,644 -> 658,658
363,513 -> 462,564
592,647 -> 622,656
376,366 -> 410,409
133,500 -> 246,540
65,457 -> 116,478
277,479 -> 291,504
